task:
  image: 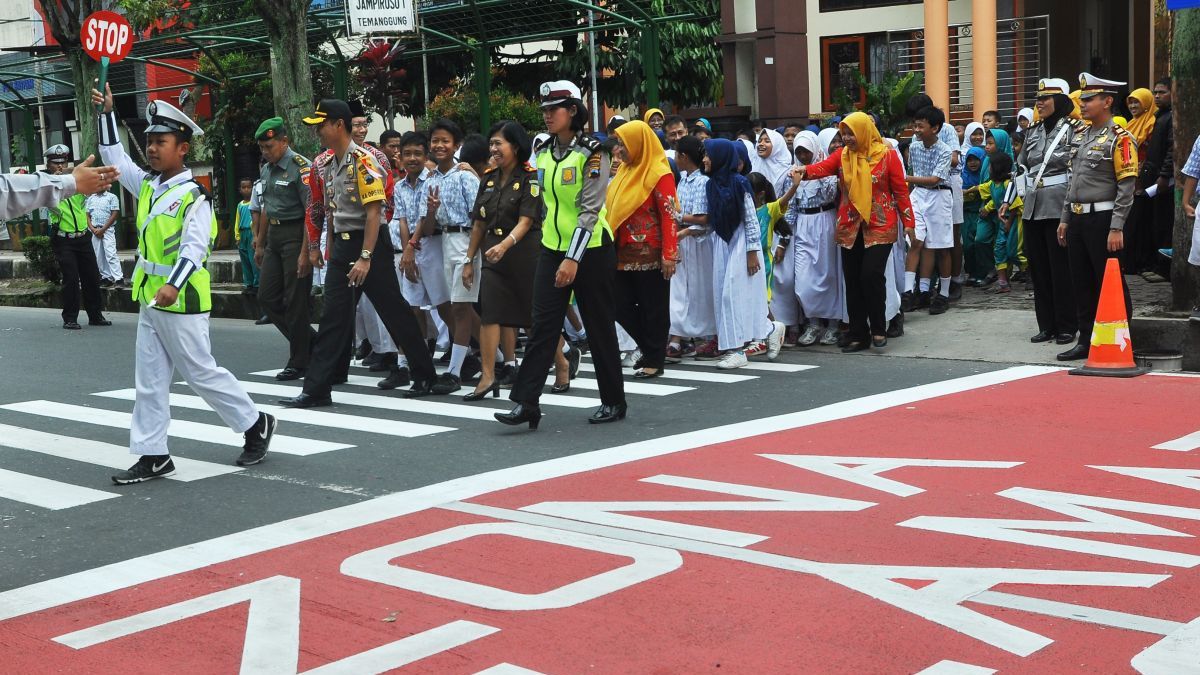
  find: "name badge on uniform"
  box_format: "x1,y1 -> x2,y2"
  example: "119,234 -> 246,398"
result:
275,180 -> 290,186
561,167 -> 577,185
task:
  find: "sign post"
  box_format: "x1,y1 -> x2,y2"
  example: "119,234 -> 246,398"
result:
80,10 -> 133,114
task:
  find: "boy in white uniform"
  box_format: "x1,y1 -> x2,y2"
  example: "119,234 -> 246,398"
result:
86,188 -> 122,286
902,106 -> 956,316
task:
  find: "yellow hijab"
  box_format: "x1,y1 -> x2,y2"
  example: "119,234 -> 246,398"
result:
643,108 -> 664,125
606,120 -> 672,229
1125,88 -> 1158,146
1068,90 -> 1087,124
839,112 -> 889,221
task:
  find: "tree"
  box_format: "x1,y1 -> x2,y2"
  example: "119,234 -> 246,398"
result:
833,70 -> 925,138
39,0 -> 112,157
1171,9 -> 1200,311
252,0 -> 318,157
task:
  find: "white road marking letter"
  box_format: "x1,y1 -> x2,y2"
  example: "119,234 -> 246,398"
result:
761,455 -> 1021,497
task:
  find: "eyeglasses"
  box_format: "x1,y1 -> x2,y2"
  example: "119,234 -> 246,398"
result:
351,122 -> 370,129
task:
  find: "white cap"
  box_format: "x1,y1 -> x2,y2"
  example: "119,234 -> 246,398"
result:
145,99 -> 204,139
1078,72 -> 1126,99
539,80 -> 582,107
44,144 -> 70,161
1037,78 -> 1071,98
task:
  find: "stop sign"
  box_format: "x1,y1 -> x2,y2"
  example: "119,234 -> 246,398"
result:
80,11 -> 133,63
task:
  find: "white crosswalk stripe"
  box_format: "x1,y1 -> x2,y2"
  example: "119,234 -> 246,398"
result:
0,400 -> 350,456
584,353 -> 817,374
0,468 -> 119,509
578,362 -> 757,384
233,380 -> 503,421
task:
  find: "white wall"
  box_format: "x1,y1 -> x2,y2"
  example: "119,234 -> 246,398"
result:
0,0 -> 39,55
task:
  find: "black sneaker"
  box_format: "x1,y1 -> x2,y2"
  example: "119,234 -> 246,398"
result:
948,281 -> 963,301
237,412 -> 277,466
460,353 -> 482,383
112,455 -> 175,484
914,291 -> 932,310
496,363 -> 519,388
437,349 -> 452,365
355,338 -> 372,361
378,366 -> 411,390
929,294 -> 950,315
899,291 -> 916,313
431,371 -> 462,395
362,352 -> 384,370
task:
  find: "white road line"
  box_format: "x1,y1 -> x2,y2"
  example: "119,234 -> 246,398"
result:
0,365 -> 1059,621
0,468 -> 119,509
578,362 -> 757,384
250,371 -> 600,410
586,353 -> 817,374
0,422 -> 240,482
0,401 -> 349,457
94,390 -> 455,438
235,380 -> 502,421
1152,430 -> 1200,452
914,660 -> 997,675
566,375 -> 691,396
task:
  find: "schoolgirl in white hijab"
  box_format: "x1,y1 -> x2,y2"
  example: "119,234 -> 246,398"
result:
752,128 -> 794,197
960,122 -> 986,155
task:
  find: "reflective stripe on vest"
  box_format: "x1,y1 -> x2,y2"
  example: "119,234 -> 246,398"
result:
536,144 -> 610,252
131,179 -> 216,314
53,193 -> 89,234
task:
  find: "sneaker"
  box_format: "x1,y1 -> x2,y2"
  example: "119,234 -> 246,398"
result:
900,291 -> 916,313
377,366 -> 411,390
914,291 -> 932,310
716,350 -> 748,369
819,327 -> 839,345
744,341 -> 767,359
621,349 -> 642,369
437,349 -> 452,365
948,280 -> 963,301
431,371 -> 462,395
665,344 -> 684,364
766,321 -> 786,360
496,363 -> 519,388
460,353 -> 482,383
798,324 -> 821,347
693,339 -> 719,360
363,352 -> 385,370
783,327 -> 800,348
679,341 -> 697,358
1159,248 -> 1174,259
237,412 -> 277,466
929,294 -> 950,315
112,455 -> 176,484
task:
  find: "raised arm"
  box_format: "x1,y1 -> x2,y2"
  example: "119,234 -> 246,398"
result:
93,85 -> 147,195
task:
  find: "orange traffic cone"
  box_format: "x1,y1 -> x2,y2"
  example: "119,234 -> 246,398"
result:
1070,257 -> 1146,377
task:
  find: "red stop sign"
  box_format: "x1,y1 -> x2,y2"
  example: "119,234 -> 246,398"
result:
80,11 -> 133,63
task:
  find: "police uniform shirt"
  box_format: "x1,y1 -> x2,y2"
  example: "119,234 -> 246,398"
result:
258,148 -> 312,222
320,142 -> 386,233
1060,118 -> 1138,230
0,172 -> 78,221
1018,118 -> 1074,222
471,166 -> 541,238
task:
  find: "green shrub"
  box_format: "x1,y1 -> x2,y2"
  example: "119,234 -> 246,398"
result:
21,236 -> 60,284
425,80 -> 544,134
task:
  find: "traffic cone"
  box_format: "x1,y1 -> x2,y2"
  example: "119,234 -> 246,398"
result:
1070,257 -> 1146,377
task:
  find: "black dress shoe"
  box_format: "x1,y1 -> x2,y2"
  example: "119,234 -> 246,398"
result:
463,381 -> 499,401
278,393 -> 332,408
369,352 -> 397,372
403,379 -> 436,398
88,316 -> 112,326
63,321 -> 81,330
1056,344 -> 1090,362
275,367 -> 306,381
899,291 -> 916,313
550,381 -> 571,394
1055,332 -> 1076,345
431,372 -> 462,395
496,363 -> 519,388
495,403 -> 542,430
378,366 -> 411,390
634,368 -> 664,379
886,313 -> 905,338
588,403 -> 628,424
871,336 -> 888,348
255,315 -> 272,325
354,338 -> 372,360
362,352 -> 384,370
1030,331 -> 1053,344
841,341 -> 869,353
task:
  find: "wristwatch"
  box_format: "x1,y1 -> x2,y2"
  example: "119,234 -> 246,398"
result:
360,249 -> 372,260
462,255 -> 474,264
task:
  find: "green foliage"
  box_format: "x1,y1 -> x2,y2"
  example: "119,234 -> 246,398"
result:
425,80 -> 545,133
833,70 -> 924,137
21,236 -> 60,284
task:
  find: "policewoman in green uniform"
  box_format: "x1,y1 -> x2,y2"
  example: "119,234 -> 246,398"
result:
496,81 -> 627,430
94,84 -> 276,483
44,144 -> 109,329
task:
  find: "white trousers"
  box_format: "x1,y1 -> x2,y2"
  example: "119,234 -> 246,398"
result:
130,307 -> 259,456
356,295 -> 397,353
669,232 -> 717,337
92,230 -> 121,281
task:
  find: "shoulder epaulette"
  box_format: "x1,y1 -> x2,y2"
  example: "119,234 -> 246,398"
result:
292,154 -> 310,168
524,164 -> 537,172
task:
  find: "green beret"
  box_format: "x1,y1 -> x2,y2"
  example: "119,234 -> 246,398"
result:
255,117 -> 286,141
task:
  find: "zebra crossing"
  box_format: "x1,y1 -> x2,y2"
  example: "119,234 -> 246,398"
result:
0,354 -> 817,512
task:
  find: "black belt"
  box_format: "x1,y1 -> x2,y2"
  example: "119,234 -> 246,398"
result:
268,217 -> 304,226
441,225 -> 470,234
797,203 -> 837,215
920,185 -> 953,191
55,230 -> 90,239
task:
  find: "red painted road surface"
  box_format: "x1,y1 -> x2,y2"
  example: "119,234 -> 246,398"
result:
4,370 -> 1200,673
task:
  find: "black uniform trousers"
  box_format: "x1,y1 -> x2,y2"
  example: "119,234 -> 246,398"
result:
52,233 -> 103,323
303,233 -> 434,398
258,222 -> 315,370
841,229 -> 891,342
1024,218 -> 1077,336
614,269 -> 670,369
511,240 -> 626,407
1066,211 -> 1133,348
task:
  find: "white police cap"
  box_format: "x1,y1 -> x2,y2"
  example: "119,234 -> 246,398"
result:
1036,78 -> 1070,98
539,80 -> 582,107
44,144 -> 70,161
1078,73 -> 1126,99
145,99 -> 204,139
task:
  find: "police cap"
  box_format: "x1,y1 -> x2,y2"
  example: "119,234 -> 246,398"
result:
146,100 -> 203,139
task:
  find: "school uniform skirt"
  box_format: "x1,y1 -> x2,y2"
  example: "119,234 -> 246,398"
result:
712,224 -> 772,351
792,207 -> 845,322
669,230 -> 717,337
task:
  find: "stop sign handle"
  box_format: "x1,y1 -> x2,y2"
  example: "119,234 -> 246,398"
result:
94,56 -> 110,115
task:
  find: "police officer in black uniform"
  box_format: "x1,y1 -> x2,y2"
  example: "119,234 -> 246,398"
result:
44,144 -> 110,330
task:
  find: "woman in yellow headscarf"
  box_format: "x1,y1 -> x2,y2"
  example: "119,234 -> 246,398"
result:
1068,90 -> 1086,123
605,119 -> 678,378
643,107 -> 665,132
1124,88 -> 1159,154
796,111 -> 914,351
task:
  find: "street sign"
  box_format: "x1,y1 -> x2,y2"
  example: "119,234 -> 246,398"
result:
1167,0 -> 1200,8
80,11 -> 132,64
346,0 -> 416,35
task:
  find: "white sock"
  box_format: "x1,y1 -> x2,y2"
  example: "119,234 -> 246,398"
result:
495,347 -> 505,362
939,276 -> 952,297
397,355 -> 408,368
505,360 -> 517,367
953,273 -> 965,284
919,278 -> 931,293
448,344 -> 469,377
904,271 -> 917,293
562,342 -> 572,354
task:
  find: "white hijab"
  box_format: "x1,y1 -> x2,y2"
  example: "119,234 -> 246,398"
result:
960,122 -> 985,154
793,130 -> 824,163
752,128 -> 793,194
1017,108 -> 1035,127
817,128 -> 840,158
530,132 -> 550,164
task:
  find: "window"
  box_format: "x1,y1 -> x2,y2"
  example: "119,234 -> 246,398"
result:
819,0 -> 921,11
821,36 -> 867,112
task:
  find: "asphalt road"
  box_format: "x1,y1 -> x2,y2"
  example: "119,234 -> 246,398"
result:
0,305 -> 1003,590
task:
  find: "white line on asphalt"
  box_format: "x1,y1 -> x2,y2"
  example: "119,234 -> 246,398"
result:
0,467 -> 119,509
578,362 -> 758,384
0,422 -> 241,481
1151,430 -> 1200,452
234,380 -> 502,421
914,660 -> 997,675
0,400 -> 349,456
0,366 -> 1060,621
564,375 -> 691,396
970,590 -> 1179,636
249,371 -> 600,409
585,353 -> 817,373
94,389 -> 455,438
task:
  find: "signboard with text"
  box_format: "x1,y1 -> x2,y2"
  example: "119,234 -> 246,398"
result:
346,0 -> 416,35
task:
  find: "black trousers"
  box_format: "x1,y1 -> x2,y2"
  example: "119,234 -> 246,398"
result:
1066,211 -> 1133,347
52,234 -> 103,323
1121,194 -> 1154,273
304,233 -> 433,397
259,223 -> 316,370
614,268 -> 670,369
1024,218 -> 1077,335
841,229 -> 891,342
511,241 -> 625,407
